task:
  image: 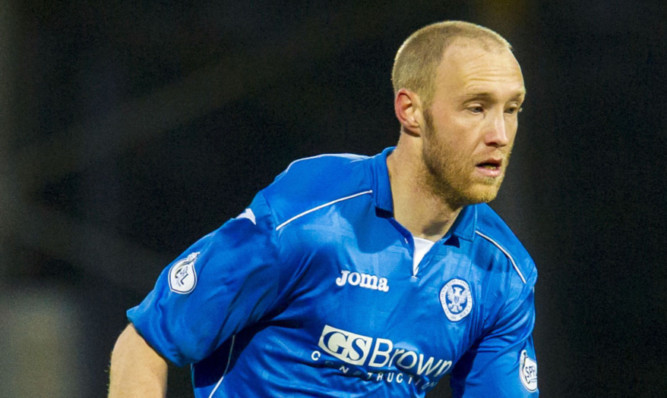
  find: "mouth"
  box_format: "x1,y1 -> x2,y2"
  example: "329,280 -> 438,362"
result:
475,158 -> 503,178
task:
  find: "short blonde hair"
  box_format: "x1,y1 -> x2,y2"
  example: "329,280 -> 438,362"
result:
391,21 -> 512,108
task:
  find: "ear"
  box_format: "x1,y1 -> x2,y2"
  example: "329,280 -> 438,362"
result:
394,88 -> 424,136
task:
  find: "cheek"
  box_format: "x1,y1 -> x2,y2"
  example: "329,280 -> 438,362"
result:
427,110 -> 490,155
430,117 -> 474,147
426,128 -> 468,159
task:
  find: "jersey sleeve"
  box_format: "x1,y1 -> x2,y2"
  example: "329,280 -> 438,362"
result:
127,191 -> 286,367
451,272 -> 539,397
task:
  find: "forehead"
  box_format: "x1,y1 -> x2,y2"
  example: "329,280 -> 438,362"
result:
434,39 -> 525,100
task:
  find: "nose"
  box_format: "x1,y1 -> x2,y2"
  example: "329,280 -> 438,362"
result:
485,111 -> 510,147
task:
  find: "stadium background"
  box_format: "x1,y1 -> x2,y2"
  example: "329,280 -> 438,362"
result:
0,1 -> 664,396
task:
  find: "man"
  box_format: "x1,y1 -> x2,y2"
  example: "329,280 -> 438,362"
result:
109,20 -> 538,397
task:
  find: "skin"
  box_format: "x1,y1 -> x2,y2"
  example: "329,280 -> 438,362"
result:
387,38 -> 526,241
108,324 -> 168,397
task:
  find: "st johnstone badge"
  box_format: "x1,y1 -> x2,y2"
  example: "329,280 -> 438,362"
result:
439,278 -> 473,322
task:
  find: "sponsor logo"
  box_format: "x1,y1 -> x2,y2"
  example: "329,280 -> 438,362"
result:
520,350 -> 538,392
168,252 -> 199,294
335,270 -> 389,292
439,278 -> 473,321
315,325 -> 451,378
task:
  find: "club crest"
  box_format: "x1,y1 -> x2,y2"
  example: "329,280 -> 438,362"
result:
169,252 -> 200,294
439,278 -> 473,321
520,350 -> 538,392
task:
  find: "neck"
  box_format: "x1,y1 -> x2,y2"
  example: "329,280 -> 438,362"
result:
386,139 -> 463,242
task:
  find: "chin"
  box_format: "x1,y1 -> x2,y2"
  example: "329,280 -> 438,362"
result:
461,185 -> 501,205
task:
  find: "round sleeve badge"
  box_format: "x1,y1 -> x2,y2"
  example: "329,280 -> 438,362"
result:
520,349 -> 538,392
439,278 -> 473,322
168,252 -> 200,294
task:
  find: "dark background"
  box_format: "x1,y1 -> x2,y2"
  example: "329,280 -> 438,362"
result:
0,1 -> 665,397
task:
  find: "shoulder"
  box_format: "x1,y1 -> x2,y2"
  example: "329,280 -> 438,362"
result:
280,152 -> 370,181
471,204 -> 537,287
260,153 -> 374,229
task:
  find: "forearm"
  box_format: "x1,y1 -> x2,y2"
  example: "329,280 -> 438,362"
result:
108,324 -> 168,398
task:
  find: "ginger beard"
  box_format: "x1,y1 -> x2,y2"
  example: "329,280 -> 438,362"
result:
420,107 -> 512,208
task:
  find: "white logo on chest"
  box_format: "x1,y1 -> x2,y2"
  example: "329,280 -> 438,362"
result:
439,278 -> 473,321
335,270 -> 389,292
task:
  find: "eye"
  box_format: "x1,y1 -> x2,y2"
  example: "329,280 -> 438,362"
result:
468,105 -> 484,114
505,105 -> 523,115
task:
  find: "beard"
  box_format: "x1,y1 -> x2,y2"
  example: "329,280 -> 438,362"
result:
420,109 -> 508,208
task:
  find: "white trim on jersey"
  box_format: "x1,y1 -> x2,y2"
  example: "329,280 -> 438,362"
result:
475,231 -> 527,284
283,153 -> 366,174
208,334 -> 237,398
275,190 -> 374,231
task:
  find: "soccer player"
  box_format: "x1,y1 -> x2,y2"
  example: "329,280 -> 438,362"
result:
108,20 -> 538,397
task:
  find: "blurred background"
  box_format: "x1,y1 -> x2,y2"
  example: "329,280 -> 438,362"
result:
0,1 -> 665,397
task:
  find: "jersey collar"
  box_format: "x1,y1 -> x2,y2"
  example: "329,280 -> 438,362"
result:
371,146 -> 477,242
371,147 -> 396,215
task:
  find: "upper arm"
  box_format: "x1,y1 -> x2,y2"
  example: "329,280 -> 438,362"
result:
127,192 -> 289,366
451,283 -> 539,397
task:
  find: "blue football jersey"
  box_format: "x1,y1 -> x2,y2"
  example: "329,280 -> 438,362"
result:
128,147 -> 539,397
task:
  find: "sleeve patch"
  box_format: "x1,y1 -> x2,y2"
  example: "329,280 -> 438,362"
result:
168,252 -> 200,294
520,349 -> 538,392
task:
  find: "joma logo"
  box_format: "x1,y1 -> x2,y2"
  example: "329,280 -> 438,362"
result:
335,270 -> 389,292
